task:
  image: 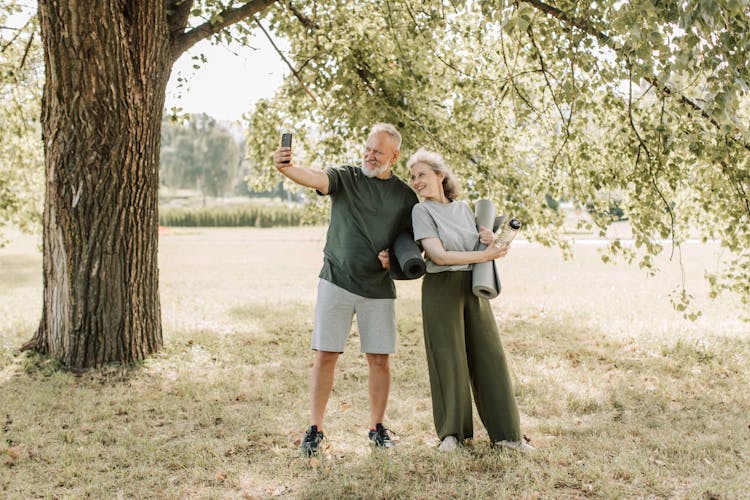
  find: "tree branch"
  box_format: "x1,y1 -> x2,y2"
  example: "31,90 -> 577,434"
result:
628,65 -> 678,255
253,17 -> 318,103
165,0 -> 195,38
520,0 -> 610,44
525,24 -> 573,167
0,17 -> 32,54
722,160 -> 750,217
18,31 -> 35,71
171,0 -> 279,59
519,0 -> 750,154
627,64 -> 652,161
499,26 -> 539,117
526,25 -> 569,134
287,1 -> 318,30
352,66 -> 489,169
399,0 -> 508,85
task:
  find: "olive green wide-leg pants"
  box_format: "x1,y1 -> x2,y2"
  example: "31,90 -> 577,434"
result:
421,271 -> 521,443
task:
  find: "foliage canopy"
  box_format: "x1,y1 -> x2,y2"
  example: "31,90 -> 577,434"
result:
2,0 -> 749,311
0,1 -> 43,246
244,0 -> 750,311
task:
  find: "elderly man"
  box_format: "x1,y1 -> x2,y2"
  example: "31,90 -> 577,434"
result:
274,123 -> 418,455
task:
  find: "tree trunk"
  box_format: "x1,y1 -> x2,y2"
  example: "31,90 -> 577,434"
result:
23,1 -> 172,369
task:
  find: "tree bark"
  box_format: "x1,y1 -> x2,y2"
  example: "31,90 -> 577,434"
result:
23,1 -> 172,369
23,0 -> 279,370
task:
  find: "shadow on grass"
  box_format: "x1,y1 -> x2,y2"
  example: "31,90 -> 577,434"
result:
2,307 -> 748,498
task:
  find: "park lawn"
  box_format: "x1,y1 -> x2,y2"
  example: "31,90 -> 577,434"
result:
1,227 -> 748,498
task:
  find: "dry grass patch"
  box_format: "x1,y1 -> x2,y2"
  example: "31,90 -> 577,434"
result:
1,227 -> 749,498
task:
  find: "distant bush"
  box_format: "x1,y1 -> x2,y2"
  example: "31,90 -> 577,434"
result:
586,200 -> 628,222
159,204 -> 321,227
545,194 -> 560,211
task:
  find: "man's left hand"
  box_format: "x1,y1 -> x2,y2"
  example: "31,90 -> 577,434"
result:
378,250 -> 390,269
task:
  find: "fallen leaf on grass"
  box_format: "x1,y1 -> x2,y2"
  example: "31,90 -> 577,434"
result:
6,446 -> 22,460
215,470 -> 227,482
4,445 -> 25,467
339,401 -> 352,411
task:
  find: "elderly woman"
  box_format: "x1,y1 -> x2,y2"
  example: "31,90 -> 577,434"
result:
407,148 -> 533,452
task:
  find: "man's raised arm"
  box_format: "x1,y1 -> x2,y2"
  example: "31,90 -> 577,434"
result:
273,147 -> 330,195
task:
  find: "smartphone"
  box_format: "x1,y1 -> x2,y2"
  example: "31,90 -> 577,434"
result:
280,133 -> 292,164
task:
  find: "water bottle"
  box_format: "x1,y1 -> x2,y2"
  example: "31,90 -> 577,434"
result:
496,218 -> 521,248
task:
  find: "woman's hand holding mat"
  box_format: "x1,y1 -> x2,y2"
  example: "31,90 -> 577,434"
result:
472,200 -> 502,299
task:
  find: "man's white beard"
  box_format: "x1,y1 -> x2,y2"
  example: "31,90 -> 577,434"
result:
361,160 -> 388,178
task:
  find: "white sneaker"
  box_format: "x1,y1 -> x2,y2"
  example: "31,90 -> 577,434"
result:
438,435 -> 458,451
494,438 -> 535,453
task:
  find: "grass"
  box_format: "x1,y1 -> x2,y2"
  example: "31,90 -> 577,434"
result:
1,227 -> 749,499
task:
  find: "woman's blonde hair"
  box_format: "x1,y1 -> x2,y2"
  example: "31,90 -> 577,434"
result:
406,148 -> 461,201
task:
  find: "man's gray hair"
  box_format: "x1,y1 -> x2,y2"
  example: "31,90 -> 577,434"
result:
369,123 -> 402,150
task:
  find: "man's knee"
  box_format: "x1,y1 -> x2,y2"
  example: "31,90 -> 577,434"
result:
314,350 -> 340,369
366,353 -> 390,370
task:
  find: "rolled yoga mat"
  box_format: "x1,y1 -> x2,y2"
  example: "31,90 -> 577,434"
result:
472,200 -> 502,299
389,230 -> 426,280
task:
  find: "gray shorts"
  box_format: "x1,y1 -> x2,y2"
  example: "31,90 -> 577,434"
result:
312,279 -> 397,354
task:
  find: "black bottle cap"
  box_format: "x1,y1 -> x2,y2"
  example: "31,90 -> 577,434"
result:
509,218 -> 521,230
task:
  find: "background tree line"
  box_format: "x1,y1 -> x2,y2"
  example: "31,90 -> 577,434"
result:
160,114 -> 243,201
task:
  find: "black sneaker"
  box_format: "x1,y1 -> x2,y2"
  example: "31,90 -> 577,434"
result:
299,425 -> 325,456
368,423 -> 396,448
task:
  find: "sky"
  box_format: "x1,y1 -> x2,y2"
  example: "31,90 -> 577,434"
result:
7,2 -> 287,123
165,36 -> 288,123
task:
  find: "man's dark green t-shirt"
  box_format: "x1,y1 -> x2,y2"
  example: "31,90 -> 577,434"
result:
319,165 -> 418,299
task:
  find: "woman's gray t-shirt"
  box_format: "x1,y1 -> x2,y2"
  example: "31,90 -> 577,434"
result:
412,200 -> 479,273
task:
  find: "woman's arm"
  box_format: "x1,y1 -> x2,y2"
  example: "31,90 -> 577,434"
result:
420,237 -> 509,266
